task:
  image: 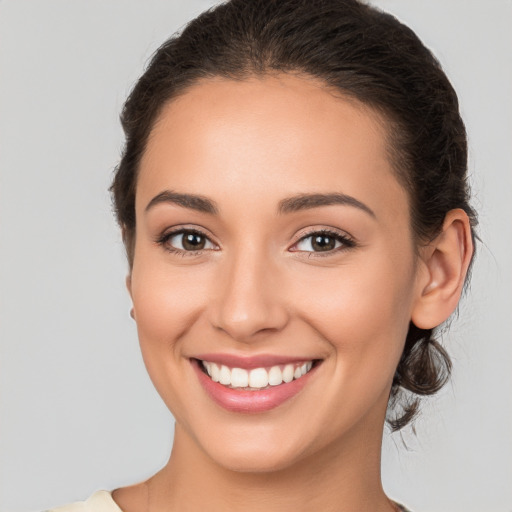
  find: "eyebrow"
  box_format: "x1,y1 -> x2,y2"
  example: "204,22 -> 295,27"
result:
145,190 -> 219,215
145,190 -> 375,218
278,193 -> 376,218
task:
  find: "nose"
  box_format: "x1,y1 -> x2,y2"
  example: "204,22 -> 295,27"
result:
209,246 -> 289,343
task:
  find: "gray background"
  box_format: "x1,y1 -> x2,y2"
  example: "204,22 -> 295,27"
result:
1,1 -> 511,511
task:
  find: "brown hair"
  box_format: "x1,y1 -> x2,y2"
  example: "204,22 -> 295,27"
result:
111,0 -> 477,430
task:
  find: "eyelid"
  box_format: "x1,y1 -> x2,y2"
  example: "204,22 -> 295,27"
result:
289,227 -> 356,254
155,225 -> 356,256
155,225 -> 219,254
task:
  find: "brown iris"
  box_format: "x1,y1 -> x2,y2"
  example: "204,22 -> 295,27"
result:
182,232 -> 206,250
311,234 -> 336,251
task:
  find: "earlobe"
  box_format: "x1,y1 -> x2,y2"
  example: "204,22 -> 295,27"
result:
411,209 -> 473,330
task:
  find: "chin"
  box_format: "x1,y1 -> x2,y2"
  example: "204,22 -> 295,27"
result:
192,423 -> 311,474
207,444 -> 302,474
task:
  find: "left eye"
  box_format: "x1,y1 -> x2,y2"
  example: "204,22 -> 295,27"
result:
293,232 -> 351,252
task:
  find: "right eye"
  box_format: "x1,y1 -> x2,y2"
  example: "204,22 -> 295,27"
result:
158,229 -> 217,254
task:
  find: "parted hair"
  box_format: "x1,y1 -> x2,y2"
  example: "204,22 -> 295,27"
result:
111,0 -> 477,430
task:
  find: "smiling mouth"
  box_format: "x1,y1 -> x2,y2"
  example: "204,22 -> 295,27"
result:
197,359 -> 317,390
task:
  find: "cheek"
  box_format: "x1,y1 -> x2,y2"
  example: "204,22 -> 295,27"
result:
129,256 -> 215,419
293,256 -> 415,376
287,263 -> 415,432
131,241 -> 211,380
130,255 -> 212,358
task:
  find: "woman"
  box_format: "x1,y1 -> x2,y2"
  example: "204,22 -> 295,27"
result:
49,0 -> 475,510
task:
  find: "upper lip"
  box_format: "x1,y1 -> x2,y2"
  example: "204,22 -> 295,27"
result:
193,353 -> 319,369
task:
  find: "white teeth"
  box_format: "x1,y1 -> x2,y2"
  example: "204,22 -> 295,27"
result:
219,365 -> 231,385
211,363 -> 220,382
268,366 -> 283,386
231,367 -> 249,388
249,368 -> 269,388
282,364 -> 294,383
201,360 -> 314,389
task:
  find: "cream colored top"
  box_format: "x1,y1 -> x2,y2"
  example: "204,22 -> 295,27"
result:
47,490 -> 411,512
48,491 -> 122,512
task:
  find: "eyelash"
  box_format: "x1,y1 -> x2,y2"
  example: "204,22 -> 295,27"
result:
155,227 -> 356,257
292,228 -> 356,257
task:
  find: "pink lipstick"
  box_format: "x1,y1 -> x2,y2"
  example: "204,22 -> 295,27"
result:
191,357 -> 319,413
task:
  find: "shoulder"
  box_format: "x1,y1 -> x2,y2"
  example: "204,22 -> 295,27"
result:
46,491 -> 122,512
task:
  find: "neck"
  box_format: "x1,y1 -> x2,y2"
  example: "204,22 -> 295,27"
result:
147,408 -> 394,512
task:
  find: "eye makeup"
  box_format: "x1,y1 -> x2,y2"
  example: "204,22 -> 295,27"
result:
154,225 -> 357,258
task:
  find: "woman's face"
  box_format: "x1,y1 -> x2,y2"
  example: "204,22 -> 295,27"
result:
129,75 -> 422,472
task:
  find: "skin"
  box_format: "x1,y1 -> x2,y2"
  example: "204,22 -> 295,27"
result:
112,74 -> 473,512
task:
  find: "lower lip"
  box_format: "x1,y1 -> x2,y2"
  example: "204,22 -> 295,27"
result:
191,359 -> 319,413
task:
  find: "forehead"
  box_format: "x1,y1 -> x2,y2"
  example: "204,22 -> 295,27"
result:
137,74 -> 408,222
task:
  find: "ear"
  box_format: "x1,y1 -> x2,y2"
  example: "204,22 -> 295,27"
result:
126,274 -> 135,320
411,209 -> 474,329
